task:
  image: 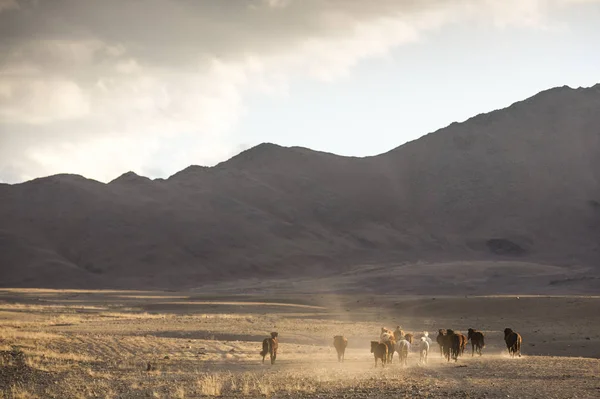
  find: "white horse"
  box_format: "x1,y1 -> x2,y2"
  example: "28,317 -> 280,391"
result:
395,339 -> 411,366
422,331 -> 433,345
419,336 -> 430,364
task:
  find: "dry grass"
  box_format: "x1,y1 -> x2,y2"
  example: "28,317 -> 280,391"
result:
191,372 -> 319,397
0,328 -> 61,342
196,374 -> 224,396
173,385 -> 186,398
8,385 -> 39,399
0,289 -> 598,398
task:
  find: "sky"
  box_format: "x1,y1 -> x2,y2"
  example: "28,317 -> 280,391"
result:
0,0 -> 599,184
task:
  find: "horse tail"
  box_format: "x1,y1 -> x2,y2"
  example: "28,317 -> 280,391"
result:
481,334 -> 485,348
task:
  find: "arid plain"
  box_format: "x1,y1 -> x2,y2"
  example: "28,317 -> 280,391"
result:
1,288 -> 598,398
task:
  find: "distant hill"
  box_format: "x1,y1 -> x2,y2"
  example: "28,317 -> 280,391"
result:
1,84 -> 599,291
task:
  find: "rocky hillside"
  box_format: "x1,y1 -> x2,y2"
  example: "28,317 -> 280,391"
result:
1,84 -> 599,289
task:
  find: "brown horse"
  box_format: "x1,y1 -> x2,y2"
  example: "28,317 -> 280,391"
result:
333,335 -> 348,362
383,339 -> 396,363
457,332 -> 468,357
370,341 -> 388,367
504,328 -> 522,358
467,328 -> 485,356
260,332 -> 279,364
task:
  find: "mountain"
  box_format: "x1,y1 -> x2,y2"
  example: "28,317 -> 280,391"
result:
1,84 -> 599,291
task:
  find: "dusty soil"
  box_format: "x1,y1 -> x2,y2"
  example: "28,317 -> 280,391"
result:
0,289 -> 598,398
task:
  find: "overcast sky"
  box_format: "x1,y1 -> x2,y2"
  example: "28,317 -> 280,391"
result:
1,0 -> 599,183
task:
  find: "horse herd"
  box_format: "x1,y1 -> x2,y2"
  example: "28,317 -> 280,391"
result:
260,327 -> 523,366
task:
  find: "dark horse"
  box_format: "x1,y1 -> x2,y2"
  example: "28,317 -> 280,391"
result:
504,328 -> 522,358
467,328 -> 485,356
436,329 -> 447,357
260,332 -> 279,364
444,329 -> 461,362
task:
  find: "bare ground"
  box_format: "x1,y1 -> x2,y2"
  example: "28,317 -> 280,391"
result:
0,289 -> 598,398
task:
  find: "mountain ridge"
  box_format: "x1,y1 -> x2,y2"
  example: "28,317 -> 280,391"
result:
8,84 -> 599,187
1,83 -> 599,291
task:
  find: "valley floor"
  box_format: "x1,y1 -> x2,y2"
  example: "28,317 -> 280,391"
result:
0,289 -> 598,398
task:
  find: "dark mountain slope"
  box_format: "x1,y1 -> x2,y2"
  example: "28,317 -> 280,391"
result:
1,84 -> 599,289
375,85 -> 600,258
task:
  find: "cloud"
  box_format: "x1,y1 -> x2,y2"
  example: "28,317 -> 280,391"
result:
0,0 -> 598,183
0,0 -> 17,13
0,78 -> 90,124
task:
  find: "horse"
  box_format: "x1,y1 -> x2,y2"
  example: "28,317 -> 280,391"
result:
395,339 -> 410,366
419,336 -> 430,364
436,329 -> 447,358
380,327 -> 394,342
333,335 -> 348,362
457,332 -> 468,357
371,341 -> 388,367
260,332 -> 279,364
445,329 -> 461,362
422,331 -> 433,346
393,326 -> 405,341
467,328 -> 485,356
383,339 -> 396,364
504,328 -> 522,358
